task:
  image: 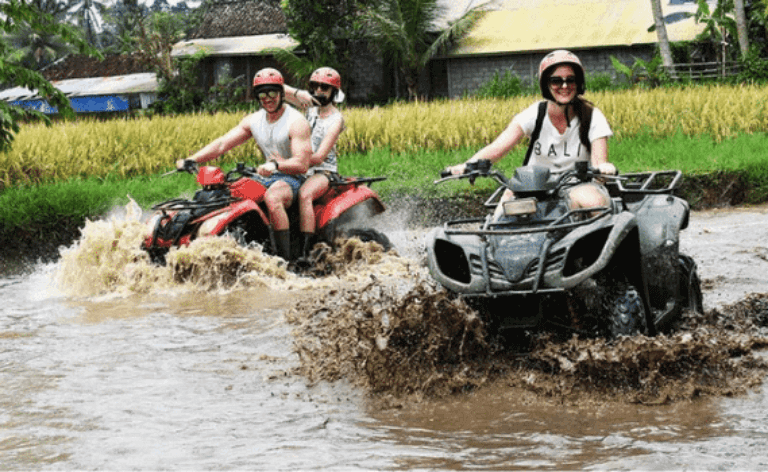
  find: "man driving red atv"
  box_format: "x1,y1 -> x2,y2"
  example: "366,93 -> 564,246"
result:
175,68 -> 312,260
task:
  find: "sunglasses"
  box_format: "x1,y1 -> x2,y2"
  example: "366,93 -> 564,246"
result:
548,76 -> 577,87
257,90 -> 280,99
309,82 -> 332,92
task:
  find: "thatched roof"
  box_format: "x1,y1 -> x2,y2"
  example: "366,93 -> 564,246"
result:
190,0 -> 287,39
41,54 -> 152,81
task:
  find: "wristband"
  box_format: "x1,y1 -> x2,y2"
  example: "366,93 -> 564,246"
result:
270,159 -> 279,172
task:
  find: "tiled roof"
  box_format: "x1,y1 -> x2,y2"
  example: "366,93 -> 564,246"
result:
190,0 -> 287,39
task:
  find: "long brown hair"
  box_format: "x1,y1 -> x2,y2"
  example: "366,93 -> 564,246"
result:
572,97 -> 594,154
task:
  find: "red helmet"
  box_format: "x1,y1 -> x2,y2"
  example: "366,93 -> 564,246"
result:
538,50 -> 586,100
252,68 -> 284,89
309,67 -> 342,90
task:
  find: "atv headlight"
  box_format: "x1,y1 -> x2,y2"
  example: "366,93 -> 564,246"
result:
503,198 -> 537,216
199,211 -> 231,237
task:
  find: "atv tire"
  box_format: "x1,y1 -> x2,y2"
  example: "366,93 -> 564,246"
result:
606,281 -> 648,338
679,254 -> 704,314
341,228 -> 392,252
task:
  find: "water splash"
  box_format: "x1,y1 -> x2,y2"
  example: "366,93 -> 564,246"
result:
53,199 -> 417,298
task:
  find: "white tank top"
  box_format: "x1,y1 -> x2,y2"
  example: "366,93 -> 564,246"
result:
248,105 -> 305,161
306,107 -> 342,174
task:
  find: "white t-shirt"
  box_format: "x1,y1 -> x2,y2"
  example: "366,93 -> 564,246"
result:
512,101 -> 613,174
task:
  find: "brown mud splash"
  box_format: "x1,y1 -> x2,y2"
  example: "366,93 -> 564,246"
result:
289,276 -> 768,405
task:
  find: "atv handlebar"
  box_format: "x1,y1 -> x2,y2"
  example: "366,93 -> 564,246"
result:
436,159 -> 507,186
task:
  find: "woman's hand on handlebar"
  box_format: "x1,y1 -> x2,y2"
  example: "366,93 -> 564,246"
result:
597,162 -> 617,175
444,163 -> 467,176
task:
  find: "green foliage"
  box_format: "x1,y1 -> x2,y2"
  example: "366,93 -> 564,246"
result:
736,46 -> 768,83
472,70 -> 535,98
151,53 -> 207,115
586,72 -> 618,92
359,0 -> 488,100
610,55 -> 670,87
0,0 -> 98,153
695,0 -> 738,48
201,74 -> 253,114
281,0 -> 357,66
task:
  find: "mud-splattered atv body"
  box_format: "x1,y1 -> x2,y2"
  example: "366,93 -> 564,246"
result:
141,162 -> 390,264
425,160 -> 703,338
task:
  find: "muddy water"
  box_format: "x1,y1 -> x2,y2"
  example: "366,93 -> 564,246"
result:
2,203 -> 768,470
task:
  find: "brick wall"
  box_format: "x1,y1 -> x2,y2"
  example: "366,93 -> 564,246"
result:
346,41 -> 390,103
443,46 -> 655,98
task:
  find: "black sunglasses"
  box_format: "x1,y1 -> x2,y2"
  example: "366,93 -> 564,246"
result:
309,82 -> 332,92
548,76 -> 577,87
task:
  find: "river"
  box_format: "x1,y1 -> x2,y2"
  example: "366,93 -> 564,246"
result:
1,202 -> 768,470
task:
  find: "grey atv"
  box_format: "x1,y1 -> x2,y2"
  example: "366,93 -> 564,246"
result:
425,160 -> 703,339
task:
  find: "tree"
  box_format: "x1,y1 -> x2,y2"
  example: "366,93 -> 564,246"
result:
132,11 -> 207,114
734,0 -> 749,56
695,0 -> 739,68
4,0 -> 76,69
68,0 -> 107,48
649,0 -> 676,77
0,0 -> 98,153
359,0 -> 487,100
279,0 -> 374,85
100,0 -> 145,53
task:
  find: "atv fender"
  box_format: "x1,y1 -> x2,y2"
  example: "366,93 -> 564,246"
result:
197,199 -> 269,237
557,211 -> 638,289
426,227 -> 488,294
315,186 -> 385,230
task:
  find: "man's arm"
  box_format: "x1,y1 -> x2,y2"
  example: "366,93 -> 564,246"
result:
176,116 -> 253,169
272,118 -> 312,175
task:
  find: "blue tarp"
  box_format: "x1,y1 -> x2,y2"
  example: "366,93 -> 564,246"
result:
11,95 -> 130,114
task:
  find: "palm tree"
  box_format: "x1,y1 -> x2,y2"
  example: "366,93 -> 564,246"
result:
650,0 -> 676,77
69,0 -> 107,48
360,0 -> 488,100
5,0 -> 76,69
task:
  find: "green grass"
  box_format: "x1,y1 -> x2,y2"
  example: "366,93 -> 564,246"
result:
2,132 -> 768,240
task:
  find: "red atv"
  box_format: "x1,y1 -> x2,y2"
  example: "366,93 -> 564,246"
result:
141,161 -> 390,265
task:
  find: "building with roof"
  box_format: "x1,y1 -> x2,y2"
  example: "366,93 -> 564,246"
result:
0,54 -> 158,114
427,0 -> 712,98
170,0 -> 390,103
173,0 -> 713,102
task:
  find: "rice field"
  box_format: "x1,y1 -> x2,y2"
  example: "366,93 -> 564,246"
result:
2,83 -> 768,188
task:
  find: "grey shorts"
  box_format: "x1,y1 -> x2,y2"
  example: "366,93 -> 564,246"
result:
262,172 -> 306,199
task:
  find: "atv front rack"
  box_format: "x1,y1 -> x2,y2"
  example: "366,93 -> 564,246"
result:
442,206 -> 611,236
152,197 -> 236,212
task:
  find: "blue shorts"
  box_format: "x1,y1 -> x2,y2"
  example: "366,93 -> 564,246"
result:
262,172 -> 305,199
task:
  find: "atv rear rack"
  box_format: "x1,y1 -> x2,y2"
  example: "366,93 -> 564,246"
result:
612,170 -> 682,194
329,176 -> 387,187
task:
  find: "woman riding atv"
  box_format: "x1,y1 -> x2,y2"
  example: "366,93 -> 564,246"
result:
446,49 -> 616,214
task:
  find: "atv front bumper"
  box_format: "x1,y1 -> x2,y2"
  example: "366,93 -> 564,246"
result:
426,211 -> 637,297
